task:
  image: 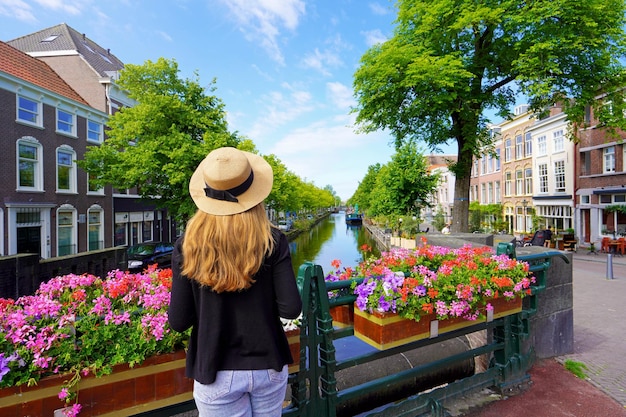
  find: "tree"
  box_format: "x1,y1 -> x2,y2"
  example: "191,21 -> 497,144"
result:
353,0 -> 626,232
79,58 -> 239,222
368,142 -> 439,216
348,163 -> 381,214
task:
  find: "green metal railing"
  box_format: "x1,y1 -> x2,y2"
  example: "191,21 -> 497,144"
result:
282,245 -> 569,417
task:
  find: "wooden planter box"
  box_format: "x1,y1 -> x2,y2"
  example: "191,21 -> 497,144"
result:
286,328 -> 301,374
353,297 -> 522,350
0,350 -> 193,417
330,304 -> 354,327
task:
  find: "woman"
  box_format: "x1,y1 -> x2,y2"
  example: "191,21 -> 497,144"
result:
168,147 -> 302,417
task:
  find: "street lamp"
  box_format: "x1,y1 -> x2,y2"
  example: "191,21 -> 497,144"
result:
521,199 -> 528,233
398,218 -> 403,238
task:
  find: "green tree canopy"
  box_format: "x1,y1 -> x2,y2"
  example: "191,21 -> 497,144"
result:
353,0 -> 626,231
79,58 -> 238,222
363,142 -> 439,217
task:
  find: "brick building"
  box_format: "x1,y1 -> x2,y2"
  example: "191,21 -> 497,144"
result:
0,41 -> 110,257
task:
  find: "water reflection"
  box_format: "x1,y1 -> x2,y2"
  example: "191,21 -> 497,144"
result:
289,213 -> 381,275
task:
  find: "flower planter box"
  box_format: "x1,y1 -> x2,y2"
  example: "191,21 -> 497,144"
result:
0,350 -> 193,417
353,297 -> 522,350
286,328 -> 301,374
330,304 -> 354,327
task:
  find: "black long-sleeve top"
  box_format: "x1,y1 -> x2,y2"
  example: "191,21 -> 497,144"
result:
168,228 -> 302,384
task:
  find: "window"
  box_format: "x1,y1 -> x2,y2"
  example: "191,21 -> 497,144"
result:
582,151 -> 591,175
481,157 -> 487,175
87,119 -> 103,143
515,134 -> 523,159
539,163 -> 548,193
57,147 -> 76,193
473,159 -> 479,177
57,109 -> 76,135
487,154 -> 493,173
505,171 -> 512,196
537,135 -> 547,156
488,182 -> 493,204
17,96 -> 41,125
17,138 -> 43,191
581,195 -> 590,204
524,168 -> 532,194
481,183 -> 487,203
525,132 -> 532,156
554,160 -> 566,192
495,181 -> 501,203
87,172 -> 104,194
604,147 -> 616,172
553,130 -> 564,152
57,209 -> 75,256
88,208 -> 103,251
516,170 -> 523,195
495,148 -> 501,171
504,138 -> 512,162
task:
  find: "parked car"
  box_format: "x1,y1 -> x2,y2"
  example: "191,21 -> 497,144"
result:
126,242 -> 175,271
278,220 -> 292,231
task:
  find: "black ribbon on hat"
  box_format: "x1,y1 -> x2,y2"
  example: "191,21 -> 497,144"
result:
204,171 -> 254,203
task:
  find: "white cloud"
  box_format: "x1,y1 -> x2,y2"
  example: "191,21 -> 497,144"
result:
362,29 -> 387,47
0,0 -> 36,22
156,30 -> 173,42
217,0 -> 306,65
34,0 -> 86,15
0,0 -> 88,23
246,84 -> 315,139
268,117 -> 394,199
369,2 -> 391,16
326,82 -> 355,109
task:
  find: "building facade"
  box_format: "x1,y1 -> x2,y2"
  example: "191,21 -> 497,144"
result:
7,24 -> 178,251
0,41 -> 110,257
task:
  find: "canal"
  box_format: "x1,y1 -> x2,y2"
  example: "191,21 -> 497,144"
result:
288,212 -> 381,276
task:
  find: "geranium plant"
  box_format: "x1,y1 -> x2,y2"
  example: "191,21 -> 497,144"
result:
0,266 -> 190,416
352,242 -> 534,322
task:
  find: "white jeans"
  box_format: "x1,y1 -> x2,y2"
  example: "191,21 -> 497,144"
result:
193,365 -> 288,417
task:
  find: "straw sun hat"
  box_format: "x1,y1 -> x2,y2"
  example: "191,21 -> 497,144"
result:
189,147 -> 273,215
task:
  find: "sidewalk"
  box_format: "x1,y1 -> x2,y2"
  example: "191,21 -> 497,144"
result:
455,249 -> 626,416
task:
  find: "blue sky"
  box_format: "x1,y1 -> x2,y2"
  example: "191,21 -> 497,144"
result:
0,0 -> 458,201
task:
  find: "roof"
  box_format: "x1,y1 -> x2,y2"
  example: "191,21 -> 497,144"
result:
0,41 -> 89,105
7,23 -> 124,78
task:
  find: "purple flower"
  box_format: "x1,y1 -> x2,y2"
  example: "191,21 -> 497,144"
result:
0,353 -> 10,381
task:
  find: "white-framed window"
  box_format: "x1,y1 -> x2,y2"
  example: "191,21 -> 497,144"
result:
481,183 -> 487,203
87,206 -> 103,251
505,138 -> 512,162
553,129 -> 564,152
515,170 -> 523,195
580,195 -> 590,204
539,163 -> 548,193
505,171 -> 512,196
537,135 -> 547,156
525,132 -> 532,156
87,119 -> 103,143
57,207 -> 76,256
495,148 -> 501,171
87,172 -> 105,195
554,160 -> 566,192
17,95 -> 41,126
473,159 -> 479,177
487,182 -> 493,204
604,146 -> 616,172
495,181 -> 501,203
487,154 -> 494,173
515,134 -> 523,159
524,168 -> 532,194
56,108 -> 76,136
481,157 -> 487,175
57,146 -> 77,193
17,137 -> 43,191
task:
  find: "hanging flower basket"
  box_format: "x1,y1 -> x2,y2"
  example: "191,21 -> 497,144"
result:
353,296 -> 522,350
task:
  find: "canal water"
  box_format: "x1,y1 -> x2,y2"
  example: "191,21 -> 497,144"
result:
288,212 -> 381,276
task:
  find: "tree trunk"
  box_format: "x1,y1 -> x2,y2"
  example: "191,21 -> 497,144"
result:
451,145 -> 474,233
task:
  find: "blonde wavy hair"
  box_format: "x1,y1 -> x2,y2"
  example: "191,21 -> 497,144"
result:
181,203 -> 276,292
